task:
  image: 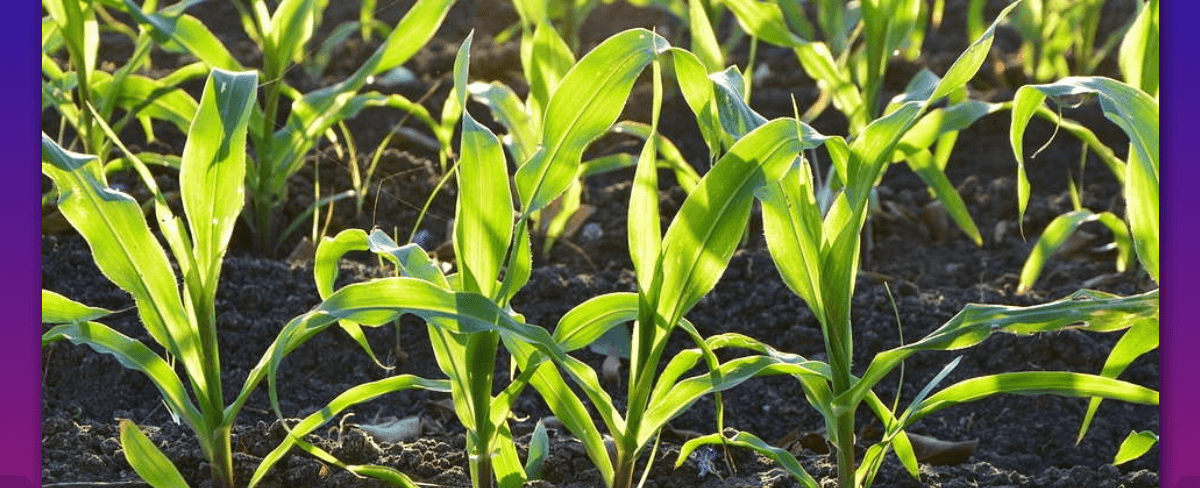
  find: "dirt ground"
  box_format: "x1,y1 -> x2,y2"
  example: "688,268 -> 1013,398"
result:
42,0 -> 1156,486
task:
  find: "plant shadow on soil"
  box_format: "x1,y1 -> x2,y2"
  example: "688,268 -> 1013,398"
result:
42,0 -> 1156,487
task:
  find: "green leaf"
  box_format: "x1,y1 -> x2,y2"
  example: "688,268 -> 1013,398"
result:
249,375 -> 450,487
524,419 -> 549,479
454,33 -> 514,297
907,372 -> 1157,427
122,0 -> 244,71
658,118 -> 828,327
265,0 -> 316,73
515,29 -> 670,213
120,420 -> 191,488
42,134 -> 202,393
42,289 -> 112,324
1114,430 -> 1158,465
181,69 -> 257,291
523,22 -> 576,126
1078,320 -> 1158,442
843,289 -> 1159,409
469,81 -> 538,162
44,322 -> 203,432
554,293 -> 640,352
678,431 -> 819,488
1119,0 -> 1158,96
1018,210 -> 1124,293
1009,77 -> 1158,281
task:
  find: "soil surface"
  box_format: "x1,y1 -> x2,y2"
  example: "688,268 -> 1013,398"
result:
42,0 -> 1157,487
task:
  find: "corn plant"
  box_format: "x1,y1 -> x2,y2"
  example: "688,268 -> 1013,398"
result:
42,69 -> 260,488
672,8 -> 1158,486
42,0 -> 201,164
969,0 -> 1148,84
247,29 -> 680,488
1009,75 -> 1158,463
467,16 -> 698,254
120,0 -> 455,254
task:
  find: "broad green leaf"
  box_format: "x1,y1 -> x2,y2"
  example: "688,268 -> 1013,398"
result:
760,163 -> 825,319
1078,320 -> 1158,443
1009,77 -> 1158,281
515,29 -> 670,213
249,375 -> 450,487
906,372 -> 1157,427
658,118 -> 828,327
553,293 -> 639,351
309,229 -> 388,367
371,0 -> 454,76
1119,0 -> 1158,96
181,69 -> 256,291
89,71 -> 199,135
842,289 -> 1159,409
688,0 -> 723,72
44,322 -> 203,431
469,82 -> 538,162
265,0 -> 315,74
1018,210 -> 1132,293
677,431 -> 818,488
524,419 -> 549,479
629,57 -> 664,292
669,48 -> 723,159
120,420 -> 191,488
454,33 -> 514,297
720,0 -> 805,47
524,22 -> 576,126
930,1 -> 1021,102
122,1 -> 244,71
42,289 -> 112,324
609,122 -> 700,192
710,66 -> 768,139
42,135 -> 202,394
1114,430 -> 1158,465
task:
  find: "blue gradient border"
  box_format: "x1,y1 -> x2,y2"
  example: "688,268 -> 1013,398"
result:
10,1 -> 1191,487
1161,2 -> 1196,487
5,1 -> 41,486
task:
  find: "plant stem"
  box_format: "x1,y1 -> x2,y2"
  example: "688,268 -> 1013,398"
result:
210,424 -> 235,488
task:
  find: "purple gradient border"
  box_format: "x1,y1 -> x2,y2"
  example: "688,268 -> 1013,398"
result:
1161,2 -> 1197,487
8,1 -> 1193,487
3,1 -> 40,485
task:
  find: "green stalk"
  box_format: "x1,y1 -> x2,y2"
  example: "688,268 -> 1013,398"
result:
466,330 -> 500,488
254,68 -> 284,253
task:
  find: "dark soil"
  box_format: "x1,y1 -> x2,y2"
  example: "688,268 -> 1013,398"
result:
42,0 -> 1156,487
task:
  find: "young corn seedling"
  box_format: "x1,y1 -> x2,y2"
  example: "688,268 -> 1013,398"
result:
42,69 -> 262,488
1009,75 -> 1159,464
467,17 -> 699,255
704,0 -> 1006,249
969,0 -> 1149,84
675,8 -> 1159,486
248,29 -> 679,488
42,0 -> 201,185
120,0 -> 455,254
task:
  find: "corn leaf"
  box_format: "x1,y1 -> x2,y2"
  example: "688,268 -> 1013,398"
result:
906,372 -> 1157,428
469,82 -> 538,162
1009,77 -> 1158,281
515,29 -> 670,213
42,289 -> 112,324
119,420 -> 191,488
122,0 -> 244,71
181,69 -> 256,291
1119,0 -> 1158,96
669,47 -> 724,159
1078,319 -> 1158,443
842,289 -> 1159,409
1114,430 -> 1158,465
454,33 -> 514,297
42,134 -> 201,391
554,293 -> 640,352
658,118 -> 828,327
678,431 -> 819,488
44,322 -> 203,431
249,375 -> 450,487
264,0 -> 315,74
